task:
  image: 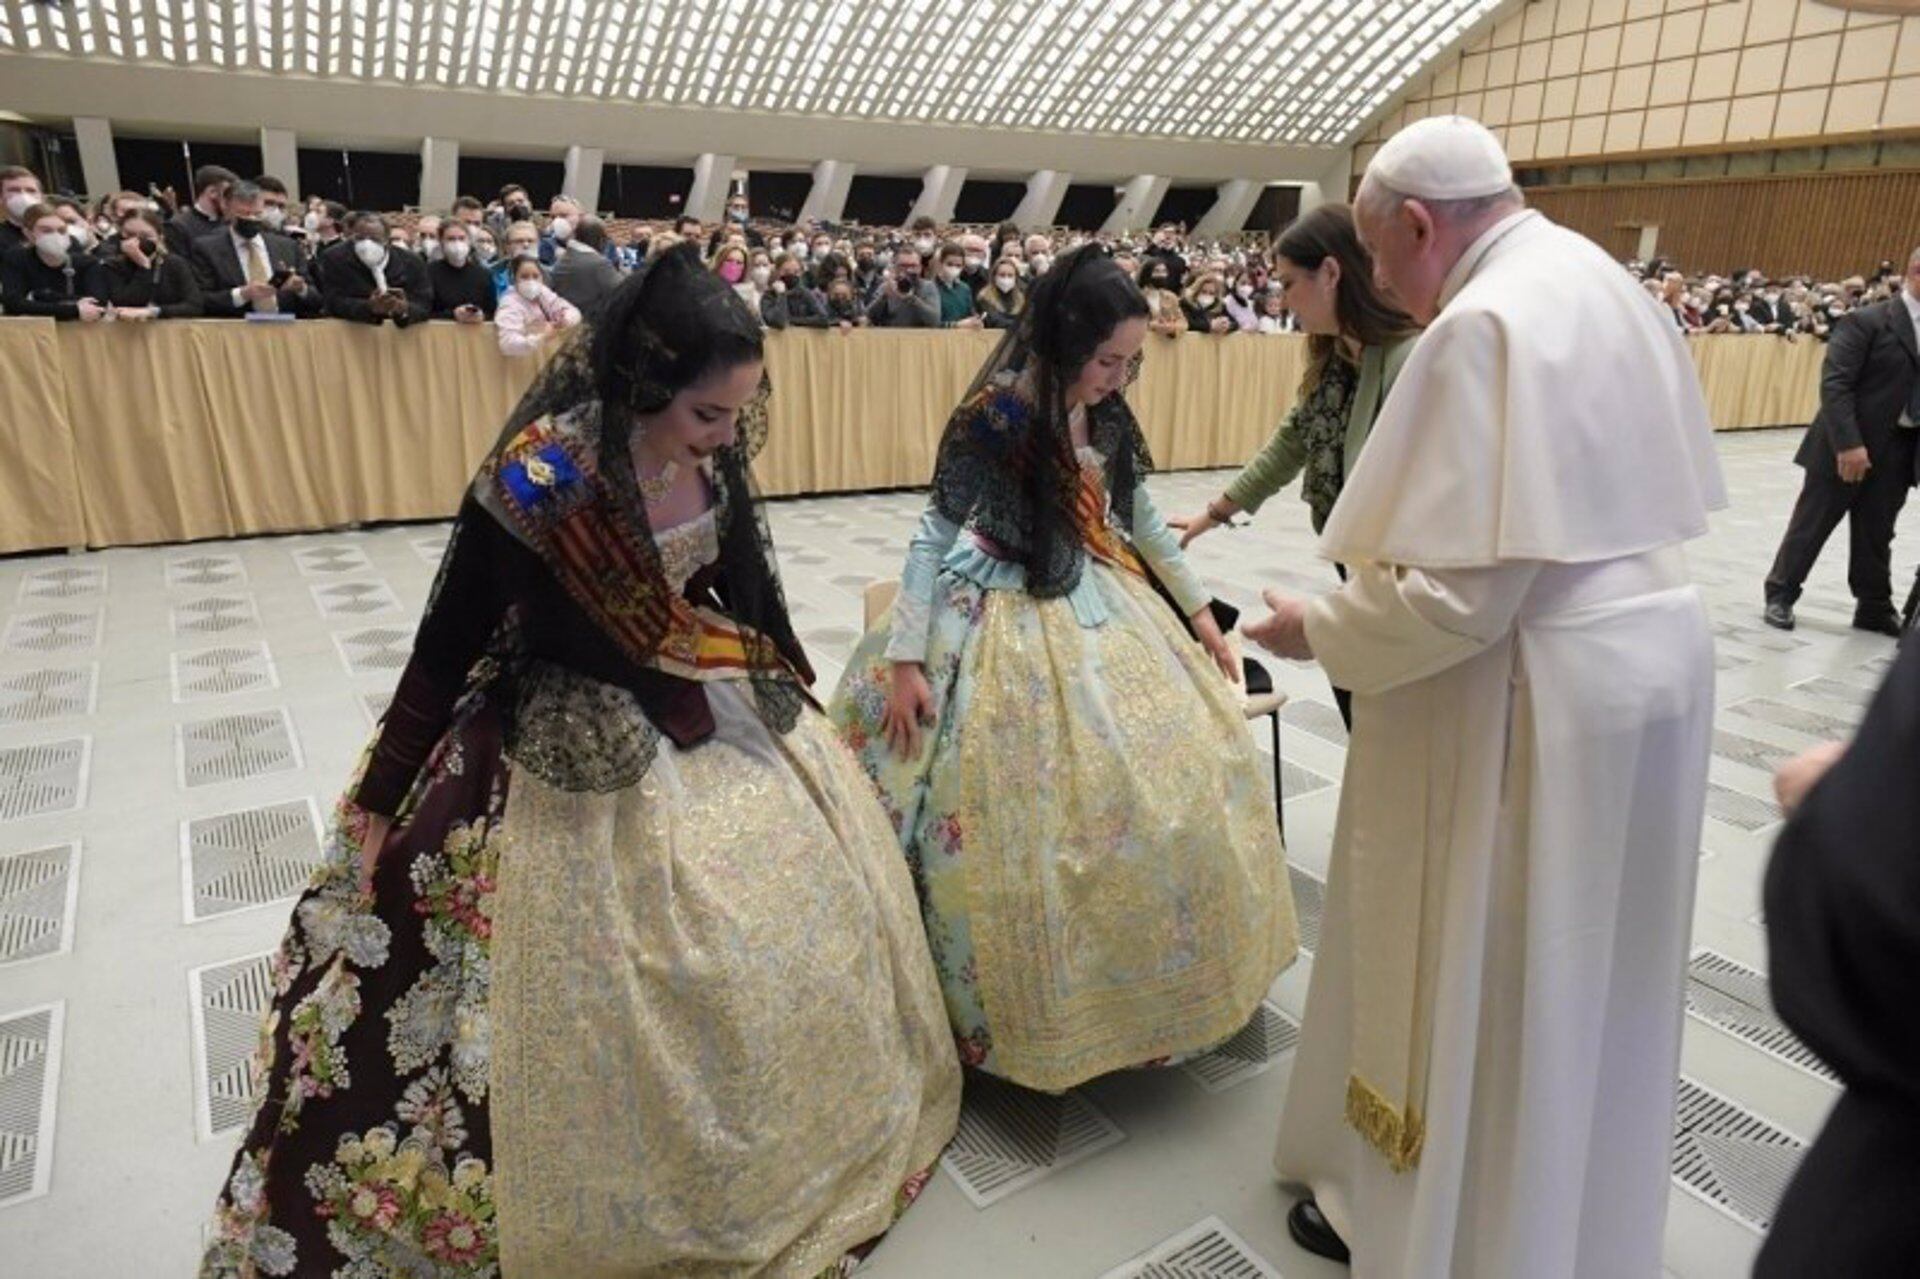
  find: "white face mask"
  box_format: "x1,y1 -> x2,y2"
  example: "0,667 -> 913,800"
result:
261,207 -> 286,230
549,217 -> 573,242
1031,254 -> 1052,274
5,192 -> 37,221
442,240 -> 471,266
750,266 -> 772,288
965,254 -> 985,269
67,223 -> 94,249
353,238 -> 386,267
914,236 -> 935,255
303,210 -> 321,232
515,278 -> 542,300
1196,293 -> 1218,308
939,265 -> 960,283
421,238 -> 443,261
995,274 -> 1017,293
1234,284 -> 1252,300
35,231 -> 70,261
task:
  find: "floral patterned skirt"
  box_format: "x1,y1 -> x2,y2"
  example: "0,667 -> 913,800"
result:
201,677 -> 960,1278
829,563 -> 1299,1094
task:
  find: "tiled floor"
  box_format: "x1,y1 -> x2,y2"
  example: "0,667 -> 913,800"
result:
0,428 -> 1907,1277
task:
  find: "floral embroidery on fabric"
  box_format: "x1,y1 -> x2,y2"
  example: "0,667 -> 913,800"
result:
281,960 -> 362,1132
304,1124 -> 499,1278
203,1152 -> 299,1276
387,785 -> 503,1101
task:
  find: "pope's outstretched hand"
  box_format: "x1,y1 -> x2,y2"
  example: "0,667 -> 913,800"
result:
1242,588 -> 1313,661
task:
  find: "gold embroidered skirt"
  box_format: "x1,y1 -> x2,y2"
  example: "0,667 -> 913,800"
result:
489,685 -> 961,1277
834,562 -> 1298,1092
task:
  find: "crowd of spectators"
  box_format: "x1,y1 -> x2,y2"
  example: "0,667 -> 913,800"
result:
1,161 -> 1901,357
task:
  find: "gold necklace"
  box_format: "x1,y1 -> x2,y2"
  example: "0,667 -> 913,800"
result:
637,459 -> 680,506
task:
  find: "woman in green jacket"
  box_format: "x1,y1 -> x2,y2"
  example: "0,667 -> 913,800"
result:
1171,203 -> 1419,725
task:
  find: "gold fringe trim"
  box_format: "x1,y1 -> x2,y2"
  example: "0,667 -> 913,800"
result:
1345,1074 -> 1425,1173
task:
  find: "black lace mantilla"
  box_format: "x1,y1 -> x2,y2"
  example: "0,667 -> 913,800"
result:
930,362 -> 1152,600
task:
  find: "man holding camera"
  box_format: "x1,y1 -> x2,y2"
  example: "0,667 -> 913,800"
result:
864,245 -> 939,328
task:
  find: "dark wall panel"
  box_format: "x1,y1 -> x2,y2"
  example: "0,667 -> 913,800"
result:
1155,183 -> 1216,232
458,155 -> 564,208
844,175 -> 922,227
1247,185 -> 1302,239
185,139 -> 265,184
1056,182 -> 1117,230
608,164 -> 693,219
952,179 -> 1025,224
746,171 -> 811,222
114,137 -> 192,198
297,148 -> 419,212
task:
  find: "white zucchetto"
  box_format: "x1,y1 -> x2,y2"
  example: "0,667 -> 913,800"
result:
1366,115 -> 1514,200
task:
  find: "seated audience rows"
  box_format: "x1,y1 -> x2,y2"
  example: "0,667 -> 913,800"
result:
3,163 -> 1895,354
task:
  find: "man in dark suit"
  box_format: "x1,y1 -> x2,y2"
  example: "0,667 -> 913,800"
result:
165,164 -> 238,257
550,216 -> 623,319
1763,245 -> 1920,635
1756,635 -> 1920,1277
321,212 -> 432,326
189,181 -> 321,318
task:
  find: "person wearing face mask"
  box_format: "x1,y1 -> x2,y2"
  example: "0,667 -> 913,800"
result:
165,163 -> 239,257
322,212 -> 432,326
851,239 -> 884,304
1144,221 -> 1189,292
550,215 -> 624,320
956,233 -> 992,296
760,250 -> 838,331
414,213 -> 444,264
427,220 -> 497,323
1136,259 -> 1188,337
0,165 -> 46,255
253,174 -> 294,238
710,242 -> 762,316
493,222 -> 545,299
471,227 -> 499,269
932,242 -> 983,328
85,209 -> 204,319
0,201 -> 107,320
1181,270 -> 1235,335
865,246 -> 939,328
1222,270 -> 1262,332
189,180 -> 320,318
48,196 -> 101,265
532,196 -> 582,267
906,215 -> 940,265
976,260 -> 1026,330
495,253 -> 582,355
704,192 -> 765,255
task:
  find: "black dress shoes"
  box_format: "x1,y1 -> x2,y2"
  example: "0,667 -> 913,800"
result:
1763,600 -> 1796,631
1853,607 -> 1903,638
1288,1199 -> 1352,1265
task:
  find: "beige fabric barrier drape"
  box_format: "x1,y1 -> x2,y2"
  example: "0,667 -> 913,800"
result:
0,319 -> 1821,555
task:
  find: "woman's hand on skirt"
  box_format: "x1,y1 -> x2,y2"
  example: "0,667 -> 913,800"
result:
883,662 -> 937,758
357,812 -> 393,894
1190,607 -> 1242,684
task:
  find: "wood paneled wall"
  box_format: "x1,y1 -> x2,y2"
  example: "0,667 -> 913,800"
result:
1526,168 -> 1920,276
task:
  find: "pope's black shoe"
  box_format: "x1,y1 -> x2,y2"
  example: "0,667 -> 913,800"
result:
1288,1199 -> 1351,1265
1763,599 -> 1795,631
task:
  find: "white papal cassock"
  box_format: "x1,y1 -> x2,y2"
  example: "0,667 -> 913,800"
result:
1273,208 -> 1727,1278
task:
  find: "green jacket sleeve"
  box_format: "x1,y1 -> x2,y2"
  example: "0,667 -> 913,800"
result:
1221,401 -> 1310,514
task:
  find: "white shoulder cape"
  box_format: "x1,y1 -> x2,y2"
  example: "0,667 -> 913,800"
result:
1319,212 -> 1727,569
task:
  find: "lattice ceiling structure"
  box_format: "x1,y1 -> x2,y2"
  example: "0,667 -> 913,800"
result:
0,0 -> 1509,149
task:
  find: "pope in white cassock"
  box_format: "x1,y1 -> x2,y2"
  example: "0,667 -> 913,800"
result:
1245,116 -> 1727,1278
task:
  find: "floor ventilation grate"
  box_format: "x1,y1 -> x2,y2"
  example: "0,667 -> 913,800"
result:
189,953 -> 275,1139
293,544 -> 372,576
310,580 -> 402,619
170,594 -> 259,636
0,740 -> 88,822
0,1003 -> 63,1207
1687,950 -> 1838,1086
1181,1001 -> 1299,1093
1704,781 -> 1780,833
334,626 -> 414,675
1289,863 -> 1325,957
166,554 -> 246,590
185,800 -> 322,921
1726,697 -> 1855,742
941,1074 -> 1125,1208
171,643 -> 277,702
178,711 -> 299,788
1098,1216 -> 1283,1279
18,565 -> 105,601
1280,698 -> 1348,747
0,845 -> 78,966
3,610 -> 100,654
0,667 -> 95,725
1671,1076 -> 1804,1234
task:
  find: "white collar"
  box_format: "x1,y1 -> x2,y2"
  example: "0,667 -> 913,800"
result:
1437,208 -> 1536,312
1902,288 -> 1920,324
